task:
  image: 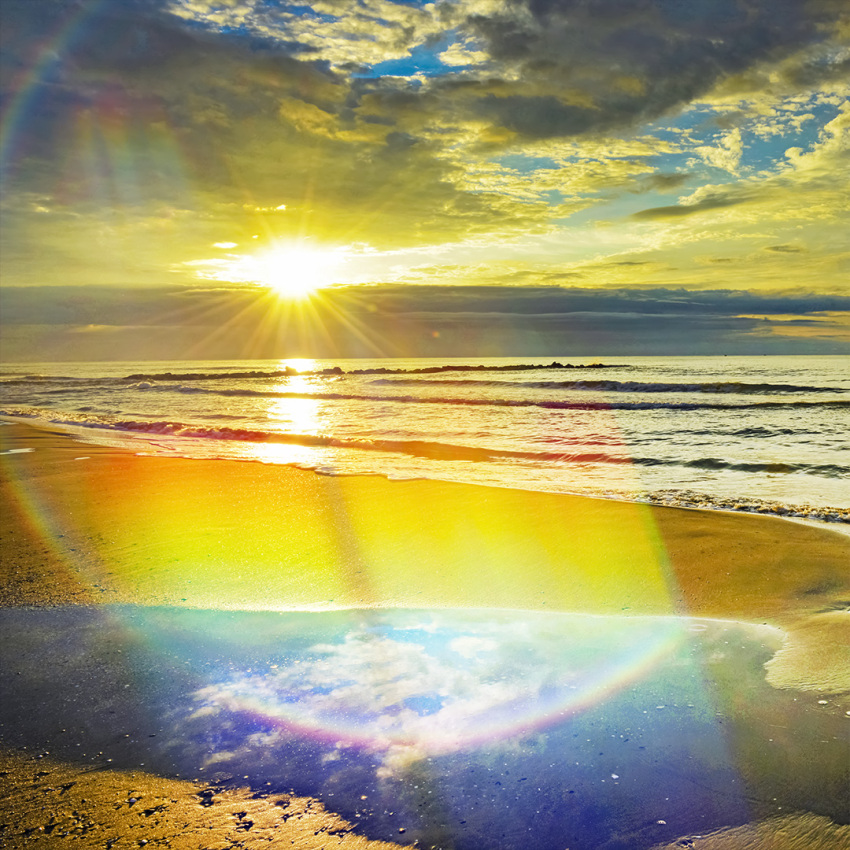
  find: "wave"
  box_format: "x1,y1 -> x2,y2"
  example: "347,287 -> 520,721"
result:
680,458 -> 848,477
118,362 -> 622,382
47,418 -> 631,464
130,383 -> 850,412
0,373 -> 94,383
665,426 -> 798,438
13,414 -> 848,479
370,378 -> 842,395
641,492 -> 849,523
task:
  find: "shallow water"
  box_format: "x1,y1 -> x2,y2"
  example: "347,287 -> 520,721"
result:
1,606 -> 846,850
1,356 -> 848,520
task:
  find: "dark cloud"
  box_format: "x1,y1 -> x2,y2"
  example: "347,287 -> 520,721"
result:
2,284 -> 847,360
335,284 -> 850,319
455,0 -> 844,138
631,190 -> 751,220
472,94 -> 604,138
629,172 -> 690,193
315,0 -> 849,181
3,0 -> 847,179
2,0 -> 846,218
1,0 -> 570,264
11,0 -> 834,176
781,48 -> 850,89
765,244 -> 806,253
0,0 -> 341,198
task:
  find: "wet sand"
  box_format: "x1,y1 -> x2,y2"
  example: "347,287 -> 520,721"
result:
1,421 -> 848,848
0,749 -> 403,849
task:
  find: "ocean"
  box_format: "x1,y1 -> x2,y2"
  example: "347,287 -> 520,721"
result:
1,354 -> 847,522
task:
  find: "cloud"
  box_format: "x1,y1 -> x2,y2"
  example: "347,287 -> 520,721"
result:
167,0 -> 455,69
632,100 -> 850,227
3,1 -> 601,264
694,128 -> 744,175
438,41 -> 490,68
2,283 -> 847,360
631,187 -> 752,220
448,0 -> 844,138
628,172 -> 690,193
765,244 -> 806,253
183,610 -> 697,782
1,0 -> 848,312
190,619 -> 552,773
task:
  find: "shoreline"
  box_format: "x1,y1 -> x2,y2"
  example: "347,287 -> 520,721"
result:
5,413 -> 848,528
3,417 -> 848,692
2,419 -> 849,621
2,418 -> 849,849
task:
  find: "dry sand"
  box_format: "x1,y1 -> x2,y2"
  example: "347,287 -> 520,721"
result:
1,421 -> 848,848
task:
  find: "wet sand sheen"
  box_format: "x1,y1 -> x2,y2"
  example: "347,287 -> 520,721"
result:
2,422 -> 848,623
1,421 -> 848,848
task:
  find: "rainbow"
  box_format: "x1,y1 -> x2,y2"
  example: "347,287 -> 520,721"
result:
187,610 -> 688,762
0,1 -> 110,179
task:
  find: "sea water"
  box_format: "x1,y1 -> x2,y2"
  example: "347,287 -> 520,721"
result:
1,355 -> 847,521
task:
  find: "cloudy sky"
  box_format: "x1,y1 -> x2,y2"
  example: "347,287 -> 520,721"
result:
1,0 -> 848,359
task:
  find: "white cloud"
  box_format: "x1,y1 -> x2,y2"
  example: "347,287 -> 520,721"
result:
439,41 -> 489,67
449,635 -> 498,657
187,612 -> 689,777
783,99 -> 850,176
694,128 -> 744,175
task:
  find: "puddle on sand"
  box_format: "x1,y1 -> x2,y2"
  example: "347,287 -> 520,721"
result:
0,606 -> 847,850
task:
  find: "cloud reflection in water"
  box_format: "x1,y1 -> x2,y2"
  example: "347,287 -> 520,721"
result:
0,606 -> 846,850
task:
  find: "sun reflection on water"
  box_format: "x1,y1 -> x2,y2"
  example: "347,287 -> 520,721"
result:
267,394 -> 319,433
253,360 -> 323,465
279,358 -> 318,373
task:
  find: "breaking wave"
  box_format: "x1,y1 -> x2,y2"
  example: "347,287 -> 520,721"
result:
9,414 -> 848,481
371,378 -> 842,395
119,361 -> 621,382
3,356 -> 846,523
127,383 -> 850,412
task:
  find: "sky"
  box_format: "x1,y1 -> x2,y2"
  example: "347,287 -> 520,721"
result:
1,0 -> 848,360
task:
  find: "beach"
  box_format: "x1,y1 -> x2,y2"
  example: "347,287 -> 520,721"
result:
4,0 -> 850,843
1,421 -> 848,849
2,422 -> 847,628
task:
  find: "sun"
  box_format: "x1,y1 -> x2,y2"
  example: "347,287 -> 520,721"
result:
190,240 -> 351,296
254,245 -> 345,298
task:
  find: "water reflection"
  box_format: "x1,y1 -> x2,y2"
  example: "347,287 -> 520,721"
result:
1,606 -> 845,850
278,358 -> 319,374
255,359 -> 322,465
267,394 -> 319,433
